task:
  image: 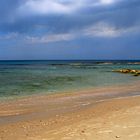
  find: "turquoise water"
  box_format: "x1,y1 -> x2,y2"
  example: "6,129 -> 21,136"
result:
0,60 -> 140,99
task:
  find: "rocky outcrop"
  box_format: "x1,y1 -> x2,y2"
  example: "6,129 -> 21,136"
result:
112,69 -> 140,76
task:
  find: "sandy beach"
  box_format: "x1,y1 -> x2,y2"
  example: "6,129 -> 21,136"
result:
0,0 -> 140,138
0,82 -> 140,140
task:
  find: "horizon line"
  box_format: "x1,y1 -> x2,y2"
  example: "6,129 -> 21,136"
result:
0,59 -> 140,61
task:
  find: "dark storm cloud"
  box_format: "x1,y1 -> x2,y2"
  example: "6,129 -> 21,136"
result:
0,0 -> 140,60
0,0 -> 140,35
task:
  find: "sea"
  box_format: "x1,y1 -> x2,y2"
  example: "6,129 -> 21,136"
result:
0,60 -> 140,100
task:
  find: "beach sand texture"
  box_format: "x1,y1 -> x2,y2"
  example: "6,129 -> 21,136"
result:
0,83 -> 140,140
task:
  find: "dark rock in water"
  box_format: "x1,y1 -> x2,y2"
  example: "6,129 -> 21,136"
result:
136,71 -> 140,74
130,69 -> 138,73
133,74 -> 139,76
133,71 -> 140,76
113,69 -> 140,76
121,69 -> 131,73
112,69 -> 131,73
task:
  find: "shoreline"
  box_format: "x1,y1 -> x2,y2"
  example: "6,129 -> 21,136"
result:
1,76 -> 140,102
0,81 -> 140,139
0,95 -> 140,139
1,79 -> 140,101
0,81 -> 140,120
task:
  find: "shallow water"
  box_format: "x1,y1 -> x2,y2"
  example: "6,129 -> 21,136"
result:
0,60 -> 140,99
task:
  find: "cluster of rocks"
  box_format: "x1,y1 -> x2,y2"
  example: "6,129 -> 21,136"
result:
112,69 -> 140,76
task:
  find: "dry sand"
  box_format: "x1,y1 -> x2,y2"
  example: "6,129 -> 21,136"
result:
0,83 -> 140,140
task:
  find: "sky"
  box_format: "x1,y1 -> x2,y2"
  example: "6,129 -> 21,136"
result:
0,0 -> 140,60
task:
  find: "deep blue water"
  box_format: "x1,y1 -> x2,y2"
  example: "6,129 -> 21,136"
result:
0,60 -> 140,99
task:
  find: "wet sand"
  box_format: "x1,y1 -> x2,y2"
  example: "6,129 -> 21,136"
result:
0,82 -> 140,140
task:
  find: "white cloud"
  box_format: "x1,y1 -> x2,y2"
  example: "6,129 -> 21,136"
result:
100,0 -> 114,5
26,32 -> 75,43
92,0 -> 117,6
25,22 -> 140,44
0,32 -> 18,40
83,22 -> 121,37
18,0 -> 119,16
18,0 -> 81,15
83,22 -> 140,38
